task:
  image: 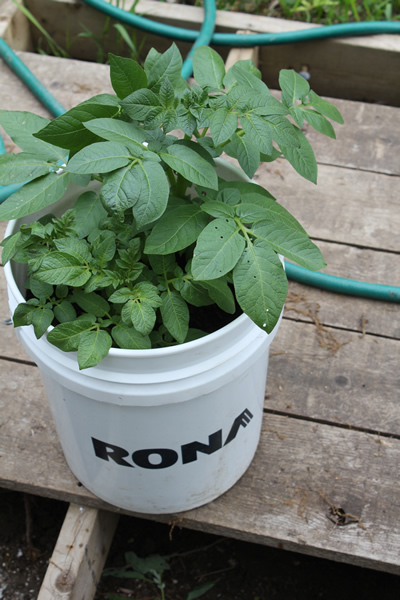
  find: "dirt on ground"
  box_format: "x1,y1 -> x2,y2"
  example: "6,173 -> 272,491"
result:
0,491 -> 399,600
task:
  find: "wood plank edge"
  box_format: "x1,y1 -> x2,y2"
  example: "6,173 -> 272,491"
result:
38,504 -> 119,600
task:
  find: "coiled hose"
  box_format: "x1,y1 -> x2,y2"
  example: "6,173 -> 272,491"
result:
0,0 -> 399,301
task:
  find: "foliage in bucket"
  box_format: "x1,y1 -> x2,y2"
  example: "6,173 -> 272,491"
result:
0,44 -> 342,369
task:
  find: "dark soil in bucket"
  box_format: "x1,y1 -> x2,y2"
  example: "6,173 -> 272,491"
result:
0,491 -> 399,600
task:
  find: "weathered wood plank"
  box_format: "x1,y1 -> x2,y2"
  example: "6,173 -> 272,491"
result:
285,96 -> 400,177
286,240 -> 400,340
0,367 -> 399,574
286,280 -> 400,341
224,32 -> 259,72
0,0 -> 33,51
22,0 -> 400,105
266,318 -> 400,435
251,158 -> 400,252
38,504 -> 118,600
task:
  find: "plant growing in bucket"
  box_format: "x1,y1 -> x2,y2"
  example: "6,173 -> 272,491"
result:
0,45 -> 342,513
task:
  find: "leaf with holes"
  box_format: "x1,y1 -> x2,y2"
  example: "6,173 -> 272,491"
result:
192,218 -> 245,280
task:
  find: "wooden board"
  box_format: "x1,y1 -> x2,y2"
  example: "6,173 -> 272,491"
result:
0,52 -> 399,577
0,362 -> 399,575
38,504 -> 118,600
3,0 -> 399,105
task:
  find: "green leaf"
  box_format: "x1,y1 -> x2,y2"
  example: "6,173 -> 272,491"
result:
161,144 -> 218,190
227,86 -> 266,114
198,279 -> 235,314
302,109 -> 336,139
280,127 -> 318,183
226,64 -> 269,96
186,582 -> 216,600
159,77 -> 176,109
125,551 -> 170,577
111,323 -> 151,349
121,88 -> 162,123
180,280 -> 213,307
307,91 -> 344,124
13,302 -> 40,327
84,118 -> 146,147
91,231 -> 116,266
144,205 -> 209,255
279,70 -> 310,104
224,133 -> 260,179
1,231 -> 22,264
224,58 -> 262,87
54,237 -> 91,263
108,288 -> 134,304
217,188 -> 241,206
31,307 -> 54,338
34,103 -> 120,151
47,314 -> 96,351
122,299 -> 156,335
200,201 -> 235,219
161,291 -> 189,343
252,220 -> 326,270
235,198 -> 304,234
0,153 -> 53,185
233,239 -> 287,333
265,115 -> 299,149
209,108 -> 238,146
0,111 -> 66,161
26,278 -> 53,300
241,114 -> 273,155
77,329 -> 112,369
192,218 -> 245,280
219,179 -> 275,201
133,282 -> 162,306
109,53 -> 148,99
35,252 -> 91,286
193,46 -> 225,89
72,289 -> 110,317
100,164 -> 140,217
0,172 -> 70,220
0,110 -> 50,139
53,300 -> 77,323
132,161 -> 170,228
72,191 -> 107,238
146,44 -> 184,93
67,142 -> 131,174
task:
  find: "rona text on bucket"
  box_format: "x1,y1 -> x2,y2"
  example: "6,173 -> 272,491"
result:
92,408 -> 253,469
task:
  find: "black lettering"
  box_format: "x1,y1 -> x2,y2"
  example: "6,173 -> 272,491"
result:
224,409 -> 253,446
92,437 -> 133,467
132,448 -> 178,469
181,430 -> 222,464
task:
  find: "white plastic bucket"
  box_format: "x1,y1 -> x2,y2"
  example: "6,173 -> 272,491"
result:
3,160 -> 283,514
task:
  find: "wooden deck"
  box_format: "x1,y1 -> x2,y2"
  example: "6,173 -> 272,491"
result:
0,53 -> 399,576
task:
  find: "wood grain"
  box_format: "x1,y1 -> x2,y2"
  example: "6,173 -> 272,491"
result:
38,504 -> 118,600
266,319 -> 400,435
0,366 -> 399,574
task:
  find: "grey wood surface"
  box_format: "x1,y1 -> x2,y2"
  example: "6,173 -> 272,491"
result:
0,52 -> 399,574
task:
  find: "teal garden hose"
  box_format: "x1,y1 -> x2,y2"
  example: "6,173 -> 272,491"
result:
0,0 -> 399,302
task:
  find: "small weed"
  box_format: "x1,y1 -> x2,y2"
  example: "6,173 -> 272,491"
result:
103,551 -> 215,600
